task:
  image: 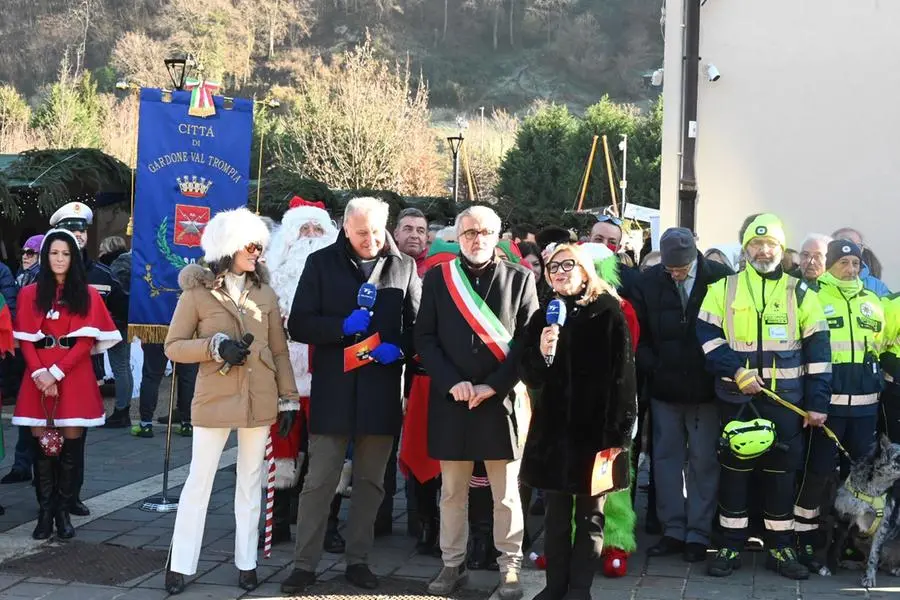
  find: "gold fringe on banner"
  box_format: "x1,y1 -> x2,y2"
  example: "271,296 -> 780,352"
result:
128,324 -> 170,344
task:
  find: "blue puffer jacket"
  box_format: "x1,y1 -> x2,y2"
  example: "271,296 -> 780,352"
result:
0,262 -> 16,317
861,264 -> 890,298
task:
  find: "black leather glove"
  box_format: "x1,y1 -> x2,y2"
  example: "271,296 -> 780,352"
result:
219,338 -> 250,366
278,410 -> 297,438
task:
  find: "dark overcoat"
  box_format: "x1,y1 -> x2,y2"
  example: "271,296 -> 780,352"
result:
518,293 -> 637,495
287,232 -> 421,436
415,257 -> 539,461
629,252 -> 732,404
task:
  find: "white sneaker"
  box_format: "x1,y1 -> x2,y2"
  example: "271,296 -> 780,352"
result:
498,570 -> 523,600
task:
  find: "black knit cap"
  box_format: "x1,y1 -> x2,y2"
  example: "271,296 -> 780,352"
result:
826,239 -> 862,269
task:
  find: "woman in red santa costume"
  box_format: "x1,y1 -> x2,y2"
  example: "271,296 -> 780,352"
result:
264,196 -> 348,551
13,229 -> 121,540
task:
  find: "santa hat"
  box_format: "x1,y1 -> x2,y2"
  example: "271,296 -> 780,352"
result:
202,207 -> 271,263
281,196 -> 337,240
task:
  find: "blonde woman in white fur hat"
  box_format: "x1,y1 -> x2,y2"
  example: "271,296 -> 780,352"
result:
162,207 -> 300,595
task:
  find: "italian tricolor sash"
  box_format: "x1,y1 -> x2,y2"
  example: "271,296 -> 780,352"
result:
441,258 -> 512,362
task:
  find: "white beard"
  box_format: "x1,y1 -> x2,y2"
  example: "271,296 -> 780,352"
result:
268,233 -> 336,317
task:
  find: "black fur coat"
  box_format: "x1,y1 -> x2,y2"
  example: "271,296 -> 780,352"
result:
518,293 -> 637,495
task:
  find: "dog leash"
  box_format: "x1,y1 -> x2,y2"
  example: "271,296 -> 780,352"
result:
758,388 -> 852,460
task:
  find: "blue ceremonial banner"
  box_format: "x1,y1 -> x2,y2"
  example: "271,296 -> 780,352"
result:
128,88 -> 254,342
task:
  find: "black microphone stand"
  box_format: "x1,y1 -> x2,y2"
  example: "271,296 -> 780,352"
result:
140,363 -> 179,513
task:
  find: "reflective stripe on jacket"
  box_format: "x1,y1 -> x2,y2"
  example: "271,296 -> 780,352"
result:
817,279 -> 884,417
697,267 -> 832,413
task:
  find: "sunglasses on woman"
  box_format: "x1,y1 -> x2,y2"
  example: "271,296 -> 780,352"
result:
546,259 -> 577,274
244,242 -> 264,254
22,249 -> 37,257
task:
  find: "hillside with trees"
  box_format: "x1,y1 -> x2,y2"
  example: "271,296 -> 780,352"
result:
0,0 -> 664,225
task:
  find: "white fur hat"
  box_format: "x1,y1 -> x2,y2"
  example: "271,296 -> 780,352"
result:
201,207 -> 271,263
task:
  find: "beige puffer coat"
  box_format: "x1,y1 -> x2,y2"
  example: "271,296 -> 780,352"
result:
164,263 -> 299,429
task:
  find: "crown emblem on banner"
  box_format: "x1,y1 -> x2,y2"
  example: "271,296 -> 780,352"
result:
176,176 -> 213,198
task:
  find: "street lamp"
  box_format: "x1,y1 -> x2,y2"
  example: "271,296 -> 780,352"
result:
164,54 -> 195,91
446,116 -> 468,203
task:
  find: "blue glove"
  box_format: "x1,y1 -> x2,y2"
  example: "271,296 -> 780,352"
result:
370,343 -> 404,365
342,308 -> 371,336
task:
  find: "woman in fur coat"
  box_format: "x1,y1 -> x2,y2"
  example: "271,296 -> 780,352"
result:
519,243 -> 637,600
163,208 -> 299,595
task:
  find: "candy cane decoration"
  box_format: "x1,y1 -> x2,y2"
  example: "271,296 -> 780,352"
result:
263,433 -> 275,558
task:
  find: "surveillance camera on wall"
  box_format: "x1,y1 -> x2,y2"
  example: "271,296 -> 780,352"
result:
706,64 -> 721,82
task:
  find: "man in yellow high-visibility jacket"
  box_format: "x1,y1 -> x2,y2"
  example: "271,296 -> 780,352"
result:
697,214 -> 832,581
793,240 -> 884,572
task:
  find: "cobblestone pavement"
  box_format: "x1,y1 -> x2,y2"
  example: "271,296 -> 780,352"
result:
0,382 -> 894,598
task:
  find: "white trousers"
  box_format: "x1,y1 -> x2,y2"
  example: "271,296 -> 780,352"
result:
170,425 -> 269,575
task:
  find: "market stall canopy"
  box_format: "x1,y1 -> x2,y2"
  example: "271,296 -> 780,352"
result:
0,148 -> 130,222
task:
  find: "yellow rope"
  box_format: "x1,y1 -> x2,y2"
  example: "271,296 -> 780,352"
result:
758,388 -> 850,459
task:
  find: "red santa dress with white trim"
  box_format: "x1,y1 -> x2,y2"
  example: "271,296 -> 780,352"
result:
13,284 -> 122,427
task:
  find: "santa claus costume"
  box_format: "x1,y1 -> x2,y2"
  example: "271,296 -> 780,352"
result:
14,229 -> 121,540
264,197 -> 343,548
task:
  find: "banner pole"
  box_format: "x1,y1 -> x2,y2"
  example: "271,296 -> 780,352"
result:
141,362 -> 179,513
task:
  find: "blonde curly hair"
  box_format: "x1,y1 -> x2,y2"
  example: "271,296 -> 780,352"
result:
545,243 -> 618,306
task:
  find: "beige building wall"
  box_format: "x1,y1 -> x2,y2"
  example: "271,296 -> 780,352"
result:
661,0 -> 900,289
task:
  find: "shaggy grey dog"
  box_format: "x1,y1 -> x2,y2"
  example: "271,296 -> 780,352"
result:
828,434 -> 900,588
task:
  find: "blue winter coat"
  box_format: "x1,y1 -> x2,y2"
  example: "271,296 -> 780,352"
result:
861,264 -> 890,298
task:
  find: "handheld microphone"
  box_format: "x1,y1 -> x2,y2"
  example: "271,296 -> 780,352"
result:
355,283 -> 378,341
545,299 -> 567,366
358,283 -> 377,312
218,333 -> 254,376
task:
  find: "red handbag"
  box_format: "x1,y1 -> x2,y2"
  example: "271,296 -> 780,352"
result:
38,394 -> 64,457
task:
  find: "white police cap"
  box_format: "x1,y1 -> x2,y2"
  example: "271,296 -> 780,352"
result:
49,202 -> 93,227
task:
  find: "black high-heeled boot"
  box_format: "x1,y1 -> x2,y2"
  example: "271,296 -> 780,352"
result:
55,436 -> 79,539
32,438 -> 55,540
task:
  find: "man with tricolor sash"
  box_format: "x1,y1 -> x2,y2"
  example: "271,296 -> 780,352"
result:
416,205 -> 539,599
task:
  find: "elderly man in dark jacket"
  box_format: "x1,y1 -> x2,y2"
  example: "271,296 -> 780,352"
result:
416,206 -> 539,600
630,228 -> 732,563
281,197 -> 421,595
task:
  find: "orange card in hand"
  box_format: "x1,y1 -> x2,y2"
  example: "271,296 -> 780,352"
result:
343,333 -> 382,372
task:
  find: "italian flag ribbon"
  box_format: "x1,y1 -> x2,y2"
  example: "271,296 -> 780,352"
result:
183,78 -> 220,118
441,258 -> 512,362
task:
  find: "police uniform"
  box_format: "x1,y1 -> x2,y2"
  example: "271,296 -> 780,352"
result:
696,214 -> 832,580
793,241 -> 884,564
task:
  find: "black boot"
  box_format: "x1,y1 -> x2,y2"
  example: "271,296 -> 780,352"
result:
55,436 -> 79,539
260,488 -> 293,548
69,430 -> 89,516
415,477 -> 440,555
32,438 -> 55,540
323,494 -> 345,553
466,485 -> 499,571
101,407 -> 131,429
416,517 -> 438,555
